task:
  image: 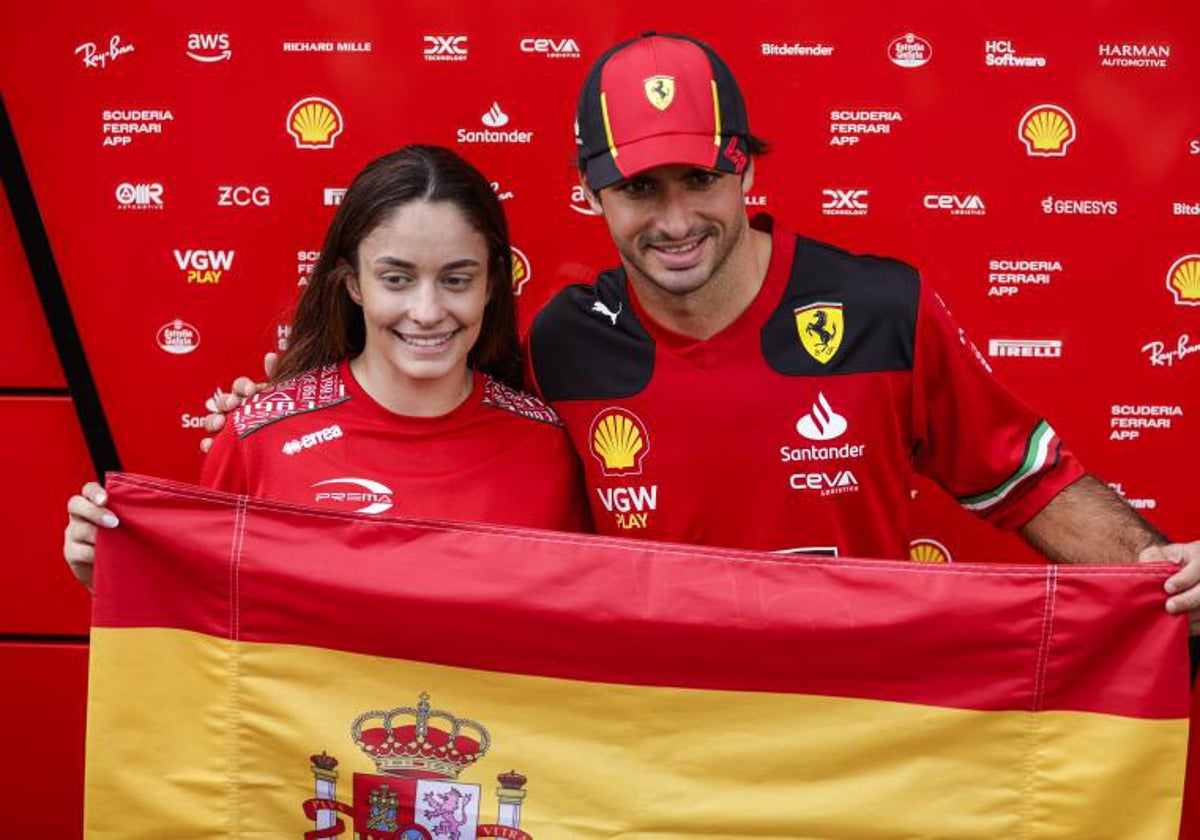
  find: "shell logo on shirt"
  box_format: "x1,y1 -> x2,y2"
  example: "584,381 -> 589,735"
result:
909,538 -> 953,563
589,408 -> 650,476
287,97 -> 343,149
794,302 -> 844,364
1018,104 -> 1075,157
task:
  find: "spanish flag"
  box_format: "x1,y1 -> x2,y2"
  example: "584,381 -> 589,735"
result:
87,473 -> 1188,838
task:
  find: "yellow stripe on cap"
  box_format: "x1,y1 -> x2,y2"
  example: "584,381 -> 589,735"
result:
601,91 -> 618,159
711,79 -> 721,147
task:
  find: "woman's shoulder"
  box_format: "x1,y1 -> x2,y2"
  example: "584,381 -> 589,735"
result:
231,363 -> 350,439
479,376 -> 564,428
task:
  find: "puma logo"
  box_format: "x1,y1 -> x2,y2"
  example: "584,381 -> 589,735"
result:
590,300 -> 622,326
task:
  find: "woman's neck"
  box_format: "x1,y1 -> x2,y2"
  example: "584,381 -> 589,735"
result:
348,355 -> 473,417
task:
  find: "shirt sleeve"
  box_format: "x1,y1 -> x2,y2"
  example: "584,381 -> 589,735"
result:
910,282 -> 1086,530
199,424 -> 250,495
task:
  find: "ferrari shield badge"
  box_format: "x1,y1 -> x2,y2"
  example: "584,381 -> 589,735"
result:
643,75 -> 675,110
795,302 -> 844,364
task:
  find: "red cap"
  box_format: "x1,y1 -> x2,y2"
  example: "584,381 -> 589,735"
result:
576,33 -> 751,190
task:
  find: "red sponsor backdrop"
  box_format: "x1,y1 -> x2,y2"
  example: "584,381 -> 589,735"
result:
1,0 -> 1197,834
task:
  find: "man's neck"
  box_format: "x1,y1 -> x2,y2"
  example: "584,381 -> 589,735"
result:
628,226 -> 773,341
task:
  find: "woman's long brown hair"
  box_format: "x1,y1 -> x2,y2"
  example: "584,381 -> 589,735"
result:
272,145 -> 522,390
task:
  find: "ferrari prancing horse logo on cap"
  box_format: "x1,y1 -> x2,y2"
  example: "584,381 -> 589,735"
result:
644,75 -> 675,110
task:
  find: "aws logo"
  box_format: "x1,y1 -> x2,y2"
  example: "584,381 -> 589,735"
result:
287,97 -> 343,149
1019,104 -> 1076,157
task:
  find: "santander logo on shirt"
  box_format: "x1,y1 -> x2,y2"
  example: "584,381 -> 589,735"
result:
796,393 -> 848,440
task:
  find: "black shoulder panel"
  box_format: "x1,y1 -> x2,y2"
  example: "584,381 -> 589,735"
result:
761,236 -> 920,376
529,268 -> 656,401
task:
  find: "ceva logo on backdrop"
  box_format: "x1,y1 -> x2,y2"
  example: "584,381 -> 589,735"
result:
187,33 -> 231,62
520,37 -> 580,58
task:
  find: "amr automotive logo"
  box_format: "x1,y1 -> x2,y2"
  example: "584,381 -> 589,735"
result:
312,477 -> 394,515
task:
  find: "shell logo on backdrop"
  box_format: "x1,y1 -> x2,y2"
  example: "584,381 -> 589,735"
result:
510,247 -> 531,296
1166,255 -> 1200,306
1019,104 -> 1076,156
287,97 -> 343,149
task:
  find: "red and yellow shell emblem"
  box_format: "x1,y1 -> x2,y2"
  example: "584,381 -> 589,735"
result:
287,97 -> 344,149
1166,255 -> 1200,306
909,538 -> 952,564
589,408 -> 650,476
1018,104 -> 1076,157
510,246 -> 531,296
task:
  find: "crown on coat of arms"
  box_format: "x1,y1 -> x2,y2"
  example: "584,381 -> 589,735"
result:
351,693 -> 491,779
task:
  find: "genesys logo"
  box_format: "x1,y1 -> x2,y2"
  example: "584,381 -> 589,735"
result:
984,39 -> 1046,68
924,194 -> 986,215
511,246 -> 531,295
1167,256 -> 1200,306
187,33 -> 231,62
76,35 -> 134,69
424,35 -> 468,61
987,338 -> 1062,358
1041,196 -> 1118,215
115,182 -> 163,210
1099,43 -> 1170,69
570,185 -> 600,216
218,185 -> 270,207
888,33 -> 931,67
457,103 -> 534,144
174,248 -> 234,284
312,477 -> 393,515
156,319 -> 200,355
822,189 -> 868,216
287,97 -> 343,149
519,37 -> 580,59
1019,104 -> 1076,157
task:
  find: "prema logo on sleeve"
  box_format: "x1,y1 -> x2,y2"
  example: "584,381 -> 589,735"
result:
287,97 -> 344,149
1018,105 -> 1076,156
156,319 -> 200,355
312,477 -> 394,515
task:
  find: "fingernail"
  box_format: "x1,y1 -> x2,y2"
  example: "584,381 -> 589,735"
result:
96,491 -> 107,505
1166,599 -> 1179,614
1165,581 -> 1178,594
102,514 -> 119,528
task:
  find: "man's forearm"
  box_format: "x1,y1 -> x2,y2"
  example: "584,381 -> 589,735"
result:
1019,474 -> 1168,564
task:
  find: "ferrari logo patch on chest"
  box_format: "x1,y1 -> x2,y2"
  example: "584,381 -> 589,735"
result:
644,75 -> 675,110
795,302 -> 844,364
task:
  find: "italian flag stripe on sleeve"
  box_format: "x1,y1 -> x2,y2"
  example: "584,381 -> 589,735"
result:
959,420 -> 1058,512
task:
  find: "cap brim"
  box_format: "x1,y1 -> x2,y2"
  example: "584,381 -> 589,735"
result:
586,132 -> 722,190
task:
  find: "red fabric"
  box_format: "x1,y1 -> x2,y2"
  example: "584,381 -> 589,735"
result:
93,473 -> 1189,719
202,360 -> 589,532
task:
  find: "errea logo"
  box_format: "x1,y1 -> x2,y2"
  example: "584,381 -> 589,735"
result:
282,424 -> 343,455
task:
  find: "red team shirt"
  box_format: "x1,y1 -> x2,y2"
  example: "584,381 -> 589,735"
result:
528,215 -> 1084,558
202,360 -> 589,532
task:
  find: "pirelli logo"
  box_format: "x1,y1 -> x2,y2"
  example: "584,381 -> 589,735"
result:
987,339 -> 1062,358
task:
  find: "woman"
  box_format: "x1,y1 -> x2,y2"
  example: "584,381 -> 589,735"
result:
64,145 -> 589,588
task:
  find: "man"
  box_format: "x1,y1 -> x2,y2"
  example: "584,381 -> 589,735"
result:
66,32 -> 1200,629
